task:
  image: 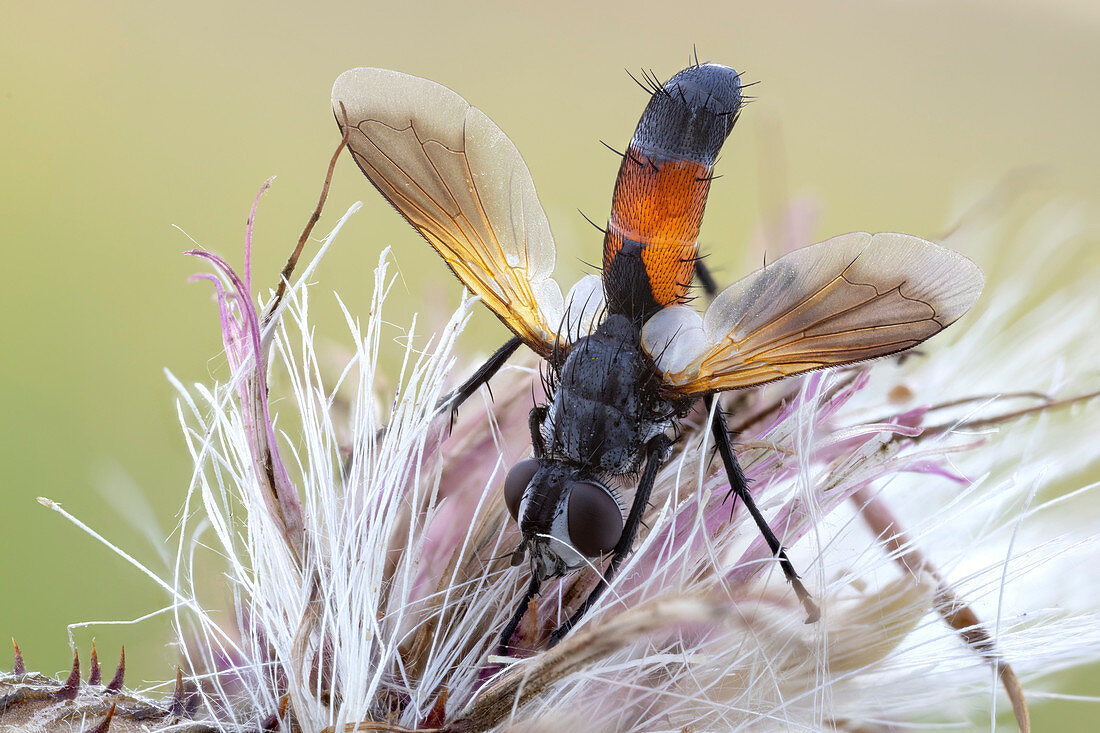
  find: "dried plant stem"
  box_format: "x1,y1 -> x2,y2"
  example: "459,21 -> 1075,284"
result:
262,103 -> 351,327
449,597 -> 730,732
324,724 -> 438,733
919,389 -> 1100,439
852,485 -> 1031,732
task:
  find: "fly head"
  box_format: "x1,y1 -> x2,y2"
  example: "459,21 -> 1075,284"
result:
503,458 -> 624,580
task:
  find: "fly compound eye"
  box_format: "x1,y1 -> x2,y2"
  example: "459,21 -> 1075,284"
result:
503,458 -> 539,520
566,481 -> 623,557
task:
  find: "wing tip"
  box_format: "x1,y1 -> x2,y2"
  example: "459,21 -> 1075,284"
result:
332,67 -> 384,105
866,231 -> 985,325
332,68 -> 469,121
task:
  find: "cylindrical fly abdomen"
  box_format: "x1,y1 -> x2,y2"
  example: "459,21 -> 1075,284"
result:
603,63 -> 743,323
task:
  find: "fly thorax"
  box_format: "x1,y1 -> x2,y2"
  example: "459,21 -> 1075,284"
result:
545,316 -> 671,473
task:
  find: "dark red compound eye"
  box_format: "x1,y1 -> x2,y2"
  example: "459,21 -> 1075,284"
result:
504,458 -> 540,520
567,481 -> 623,557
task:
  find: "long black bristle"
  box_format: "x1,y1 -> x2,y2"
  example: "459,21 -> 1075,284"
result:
599,139 -> 626,159
578,210 -> 606,235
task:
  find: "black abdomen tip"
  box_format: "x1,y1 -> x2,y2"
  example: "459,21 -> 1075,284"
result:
631,63 -> 743,164
665,64 -> 743,116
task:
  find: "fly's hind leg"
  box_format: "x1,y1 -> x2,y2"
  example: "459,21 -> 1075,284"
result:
705,394 -> 820,622
694,257 -> 720,299
694,258 -> 816,618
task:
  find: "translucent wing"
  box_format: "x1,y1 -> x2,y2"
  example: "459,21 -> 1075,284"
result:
333,67 -> 564,355
642,232 -> 983,395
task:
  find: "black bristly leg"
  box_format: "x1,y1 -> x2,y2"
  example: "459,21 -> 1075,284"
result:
497,573 -> 542,656
494,405 -> 550,656
694,258 -> 719,299
438,335 -> 523,425
547,433 -> 673,647
528,405 -> 548,457
705,394 -> 821,623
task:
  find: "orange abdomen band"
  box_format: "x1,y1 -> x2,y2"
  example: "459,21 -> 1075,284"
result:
603,146 -> 712,308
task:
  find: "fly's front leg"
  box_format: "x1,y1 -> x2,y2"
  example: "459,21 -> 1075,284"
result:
493,404 -> 551,657
548,433 -> 673,646
437,335 -> 523,426
497,574 -> 542,656
528,405 -> 548,458
705,394 -> 820,623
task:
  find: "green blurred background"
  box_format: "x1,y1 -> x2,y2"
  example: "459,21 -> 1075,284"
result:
2,0 -> 1097,726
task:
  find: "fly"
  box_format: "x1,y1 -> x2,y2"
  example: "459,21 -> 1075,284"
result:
331,61 -> 983,653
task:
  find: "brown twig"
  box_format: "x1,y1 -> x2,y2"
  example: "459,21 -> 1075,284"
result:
919,388 -> 1100,440
261,103 -> 352,327
320,723 -> 438,733
847,386 -> 1100,730
853,485 -> 1031,732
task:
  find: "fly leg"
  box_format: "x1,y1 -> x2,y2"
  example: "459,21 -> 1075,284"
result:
437,335 -> 523,425
497,574 -> 542,656
694,258 -> 720,299
493,405 -> 550,656
693,268 -> 816,618
547,433 -> 673,647
705,394 -> 820,622
528,405 -> 548,457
